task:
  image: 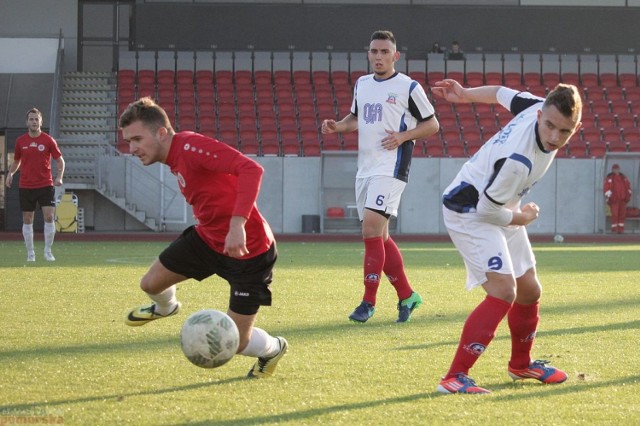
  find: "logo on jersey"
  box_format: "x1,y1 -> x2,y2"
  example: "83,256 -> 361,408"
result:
38,144 -> 45,152
517,187 -> 531,198
175,172 -> 186,188
463,342 -> 486,356
363,103 -> 383,124
184,143 -> 191,150
364,273 -> 380,283
386,93 -> 398,105
518,181 -> 537,198
488,256 -> 503,271
234,290 -> 250,297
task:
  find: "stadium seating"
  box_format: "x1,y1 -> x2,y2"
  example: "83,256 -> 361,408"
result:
116,53 -> 640,159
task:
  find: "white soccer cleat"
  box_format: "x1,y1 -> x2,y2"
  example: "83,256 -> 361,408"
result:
44,251 -> 56,261
27,251 -> 36,262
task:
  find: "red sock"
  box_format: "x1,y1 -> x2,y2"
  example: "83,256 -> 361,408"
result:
507,302 -> 539,370
446,295 -> 512,379
383,237 -> 413,301
362,237 -> 385,305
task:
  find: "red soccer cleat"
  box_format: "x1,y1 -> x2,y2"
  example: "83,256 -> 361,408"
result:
508,360 -> 568,384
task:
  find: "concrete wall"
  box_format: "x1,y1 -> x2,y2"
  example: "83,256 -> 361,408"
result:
72,154 -> 640,235
251,156 -> 607,235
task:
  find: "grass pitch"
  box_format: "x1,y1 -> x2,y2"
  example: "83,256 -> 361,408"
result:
1,240 -> 639,425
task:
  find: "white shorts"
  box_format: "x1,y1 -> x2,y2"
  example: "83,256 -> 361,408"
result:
442,206 -> 536,290
355,176 -> 406,220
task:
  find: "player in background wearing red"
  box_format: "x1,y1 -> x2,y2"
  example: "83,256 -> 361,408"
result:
120,98 -> 287,378
321,30 -> 440,323
603,163 -> 632,233
6,108 -> 65,262
432,80 -> 582,394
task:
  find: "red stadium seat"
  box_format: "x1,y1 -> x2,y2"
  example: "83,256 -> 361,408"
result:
485,72 -> 503,85
465,140 -> 484,157
542,72 -> 560,88
445,141 -> 466,158
580,73 -> 598,88
504,72 -> 522,87
465,72 -> 484,87
619,73 -> 637,87
523,72 -> 542,87
425,138 -> 445,157
302,142 -> 321,157
341,132 -> 358,151
599,73 -> 617,87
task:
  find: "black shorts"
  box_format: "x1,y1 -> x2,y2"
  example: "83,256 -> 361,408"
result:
159,225 -> 277,315
19,186 -> 56,211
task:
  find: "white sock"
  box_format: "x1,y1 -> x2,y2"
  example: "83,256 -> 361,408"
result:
238,327 -> 281,358
22,224 -> 34,253
148,286 -> 178,315
44,222 -> 56,252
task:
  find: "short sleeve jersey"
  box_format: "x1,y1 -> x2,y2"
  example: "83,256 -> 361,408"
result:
13,132 -> 62,189
165,132 -> 274,258
351,72 -> 435,182
443,89 -> 555,213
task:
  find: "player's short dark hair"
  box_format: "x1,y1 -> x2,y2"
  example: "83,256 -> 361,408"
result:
26,108 -> 42,119
545,84 -> 583,121
119,97 -> 174,132
370,30 -> 396,46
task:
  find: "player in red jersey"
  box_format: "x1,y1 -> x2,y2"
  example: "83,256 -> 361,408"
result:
603,163 -> 632,233
120,97 -> 287,378
6,108 -> 65,262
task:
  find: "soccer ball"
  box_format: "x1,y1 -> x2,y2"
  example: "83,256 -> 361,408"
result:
180,309 -> 240,369
553,234 -> 564,243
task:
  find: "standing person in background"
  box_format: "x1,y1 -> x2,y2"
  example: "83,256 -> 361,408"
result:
5,108 -> 65,262
432,79 -> 582,394
430,42 -> 444,54
604,163 -> 632,234
321,30 -> 440,323
446,41 -> 465,61
120,97 -> 287,378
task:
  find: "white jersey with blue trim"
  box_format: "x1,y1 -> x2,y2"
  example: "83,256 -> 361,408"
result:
351,72 -> 435,182
443,88 -> 555,217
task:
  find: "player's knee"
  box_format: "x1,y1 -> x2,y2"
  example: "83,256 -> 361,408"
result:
484,273 -> 517,303
139,274 -> 160,294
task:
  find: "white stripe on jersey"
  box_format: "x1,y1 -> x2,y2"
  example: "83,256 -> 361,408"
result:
351,72 -> 435,182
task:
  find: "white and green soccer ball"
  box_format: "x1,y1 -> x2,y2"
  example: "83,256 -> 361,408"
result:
553,234 -> 564,243
180,309 -> 240,368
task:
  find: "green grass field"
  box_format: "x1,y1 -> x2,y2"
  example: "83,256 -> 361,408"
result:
1,240 -> 639,425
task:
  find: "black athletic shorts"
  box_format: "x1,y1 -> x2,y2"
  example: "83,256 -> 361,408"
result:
19,186 -> 56,211
159,225 -> 277,315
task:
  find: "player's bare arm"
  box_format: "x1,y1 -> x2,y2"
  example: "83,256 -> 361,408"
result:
5,160 -> 20,188
54,157 -> 65,186
224,216 -> 249,258
381,117 -> 440,150
321,113 -> 358,134
432,79 -> 502,105
510,202 -> 540,226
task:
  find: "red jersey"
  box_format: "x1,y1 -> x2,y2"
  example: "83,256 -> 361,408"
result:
604,172 -> 632,203
165,132 -> 274,258
13,132 -> 62,189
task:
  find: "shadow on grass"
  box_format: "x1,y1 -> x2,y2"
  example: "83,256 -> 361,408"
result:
0,376 -> 247,413
2,367 -> 638,424
162,375 -> 640,425
397,319 -> 640,351
2,304 -> 639,362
